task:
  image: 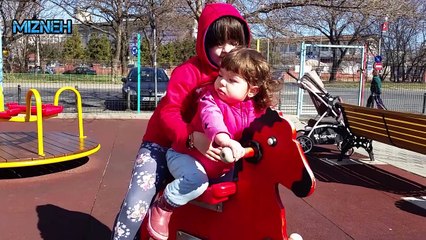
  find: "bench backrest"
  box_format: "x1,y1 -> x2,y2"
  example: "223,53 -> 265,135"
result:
340,103 -> 426,155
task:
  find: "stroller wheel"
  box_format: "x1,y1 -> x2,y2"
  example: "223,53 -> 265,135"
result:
296,135 -> 314,154
337,141 -> 354,156
296,130 -> 306,138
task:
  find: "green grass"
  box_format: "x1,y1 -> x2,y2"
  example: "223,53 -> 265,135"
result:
3,73 -> 122,83
324,81 -> 425,90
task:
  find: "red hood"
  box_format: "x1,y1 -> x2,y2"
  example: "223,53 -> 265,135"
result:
143,3 -> 251,148
196,3 -> 251,72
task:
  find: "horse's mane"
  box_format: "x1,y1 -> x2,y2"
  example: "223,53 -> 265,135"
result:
241,108 -> 282,142
232,108 -> 282,179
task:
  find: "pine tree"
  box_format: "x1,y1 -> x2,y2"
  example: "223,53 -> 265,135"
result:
62,26 -> 85,61
86,33 -> 112,63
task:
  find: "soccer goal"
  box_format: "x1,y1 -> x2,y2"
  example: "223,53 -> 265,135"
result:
296,42 -> 366,117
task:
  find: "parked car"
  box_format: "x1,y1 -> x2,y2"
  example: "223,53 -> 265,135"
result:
27,66 -> 56,74
63,66 -> 96,75
45,66 -> 56,74
28,66 -> 42,74
121,67 -> 169,110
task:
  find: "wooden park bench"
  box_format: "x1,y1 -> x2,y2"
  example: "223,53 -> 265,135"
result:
336,103 -> 426,161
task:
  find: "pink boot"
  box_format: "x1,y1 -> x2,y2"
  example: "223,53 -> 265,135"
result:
147,196 -> 176,240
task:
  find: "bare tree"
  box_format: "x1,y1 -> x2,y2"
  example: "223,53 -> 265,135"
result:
47,0 -> 139,77
231,0 -> 421,82
131,0 -> 192,66
1,0 -> 41,72
383,16 -> 426,82
289,5 -> 375,81
47,0 -> 194,75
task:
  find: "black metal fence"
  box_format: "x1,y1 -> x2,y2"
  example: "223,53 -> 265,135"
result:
2,72 -> 425,116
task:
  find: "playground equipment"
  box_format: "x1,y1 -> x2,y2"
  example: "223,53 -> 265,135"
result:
0,24 -> 99,168
0,86 -> 100,168
141,108 -> 316,240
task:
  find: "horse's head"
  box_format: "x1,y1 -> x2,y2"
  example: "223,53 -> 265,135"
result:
241,108 -> 316,197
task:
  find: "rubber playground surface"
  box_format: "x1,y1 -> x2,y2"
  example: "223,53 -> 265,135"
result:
0,119 -> 424,240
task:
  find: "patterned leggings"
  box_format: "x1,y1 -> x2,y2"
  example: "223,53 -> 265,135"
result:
111,142 -> 170,240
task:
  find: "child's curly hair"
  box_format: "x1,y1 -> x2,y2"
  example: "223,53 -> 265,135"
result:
220,47 -> 283,111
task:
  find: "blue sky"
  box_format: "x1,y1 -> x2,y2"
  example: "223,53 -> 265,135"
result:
39,2 -> 73,21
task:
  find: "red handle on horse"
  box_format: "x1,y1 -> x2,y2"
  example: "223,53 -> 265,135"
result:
220,147 -> 255,163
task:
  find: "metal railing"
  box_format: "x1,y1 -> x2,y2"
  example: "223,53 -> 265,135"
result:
2,73 -> 425,116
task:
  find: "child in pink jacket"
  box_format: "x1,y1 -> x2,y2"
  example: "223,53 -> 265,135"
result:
147,48 -> 283,240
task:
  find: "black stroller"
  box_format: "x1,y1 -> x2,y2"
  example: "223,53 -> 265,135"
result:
294,71 -> 354,156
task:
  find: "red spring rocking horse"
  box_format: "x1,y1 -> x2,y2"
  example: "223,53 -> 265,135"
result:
141,108 -> 316,240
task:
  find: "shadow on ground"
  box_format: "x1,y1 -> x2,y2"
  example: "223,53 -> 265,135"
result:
306,146 -> 426,196
395,199 -> 426,218
307,146 -> 426,217
37,204 -> 111,240
0,157 -> 89,179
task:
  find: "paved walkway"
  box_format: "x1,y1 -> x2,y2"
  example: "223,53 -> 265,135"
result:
357,141 -> 426,177
0,116 -> 424,240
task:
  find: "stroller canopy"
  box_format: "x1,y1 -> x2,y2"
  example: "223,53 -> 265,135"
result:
299,71 -> 340,118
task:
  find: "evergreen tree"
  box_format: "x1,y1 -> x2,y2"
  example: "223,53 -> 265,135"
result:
62,26 -> 85,61
141,38 -> 150,66
134,37 -> 195,67
86,33 -> 112,63
175,38 -> 196,63
40,42 -> 63,61
158,43 -> 177,67
157,38 -> 196,67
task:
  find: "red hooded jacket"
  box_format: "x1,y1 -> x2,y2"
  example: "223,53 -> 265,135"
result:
143,3 -> 250,149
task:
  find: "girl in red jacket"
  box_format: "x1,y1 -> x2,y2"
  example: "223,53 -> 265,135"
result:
111,3 -> 250,240
147,48 -> 283,240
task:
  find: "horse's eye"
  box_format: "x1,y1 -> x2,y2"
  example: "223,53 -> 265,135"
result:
267,137 -> 277,146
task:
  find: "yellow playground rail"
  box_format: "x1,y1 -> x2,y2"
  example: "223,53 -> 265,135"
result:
0,86 -> 100,167
8,87 -> 86,156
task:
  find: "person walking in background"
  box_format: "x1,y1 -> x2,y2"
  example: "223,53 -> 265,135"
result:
366,69 -> 387,110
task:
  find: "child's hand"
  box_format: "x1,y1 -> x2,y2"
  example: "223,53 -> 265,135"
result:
192,131 -> 222,161
220,141 -> 245,163
205,145 -> 222,162
215,133 -> 245,162
226,139 -> 245,161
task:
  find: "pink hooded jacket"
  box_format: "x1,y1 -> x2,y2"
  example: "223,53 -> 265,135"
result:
179,85 -> 263,179
143,3 -> 250,149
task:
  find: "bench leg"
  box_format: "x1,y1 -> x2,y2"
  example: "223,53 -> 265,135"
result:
356,137 -> 375,161
365,140 -> 374,161
339,136 -> 375,162
338,138 -> 353,162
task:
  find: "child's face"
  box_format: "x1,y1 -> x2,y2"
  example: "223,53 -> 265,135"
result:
214,68 -> 258,104
208,41 -> 239,67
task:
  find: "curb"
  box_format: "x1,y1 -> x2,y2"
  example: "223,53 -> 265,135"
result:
58,112 -> 153,119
